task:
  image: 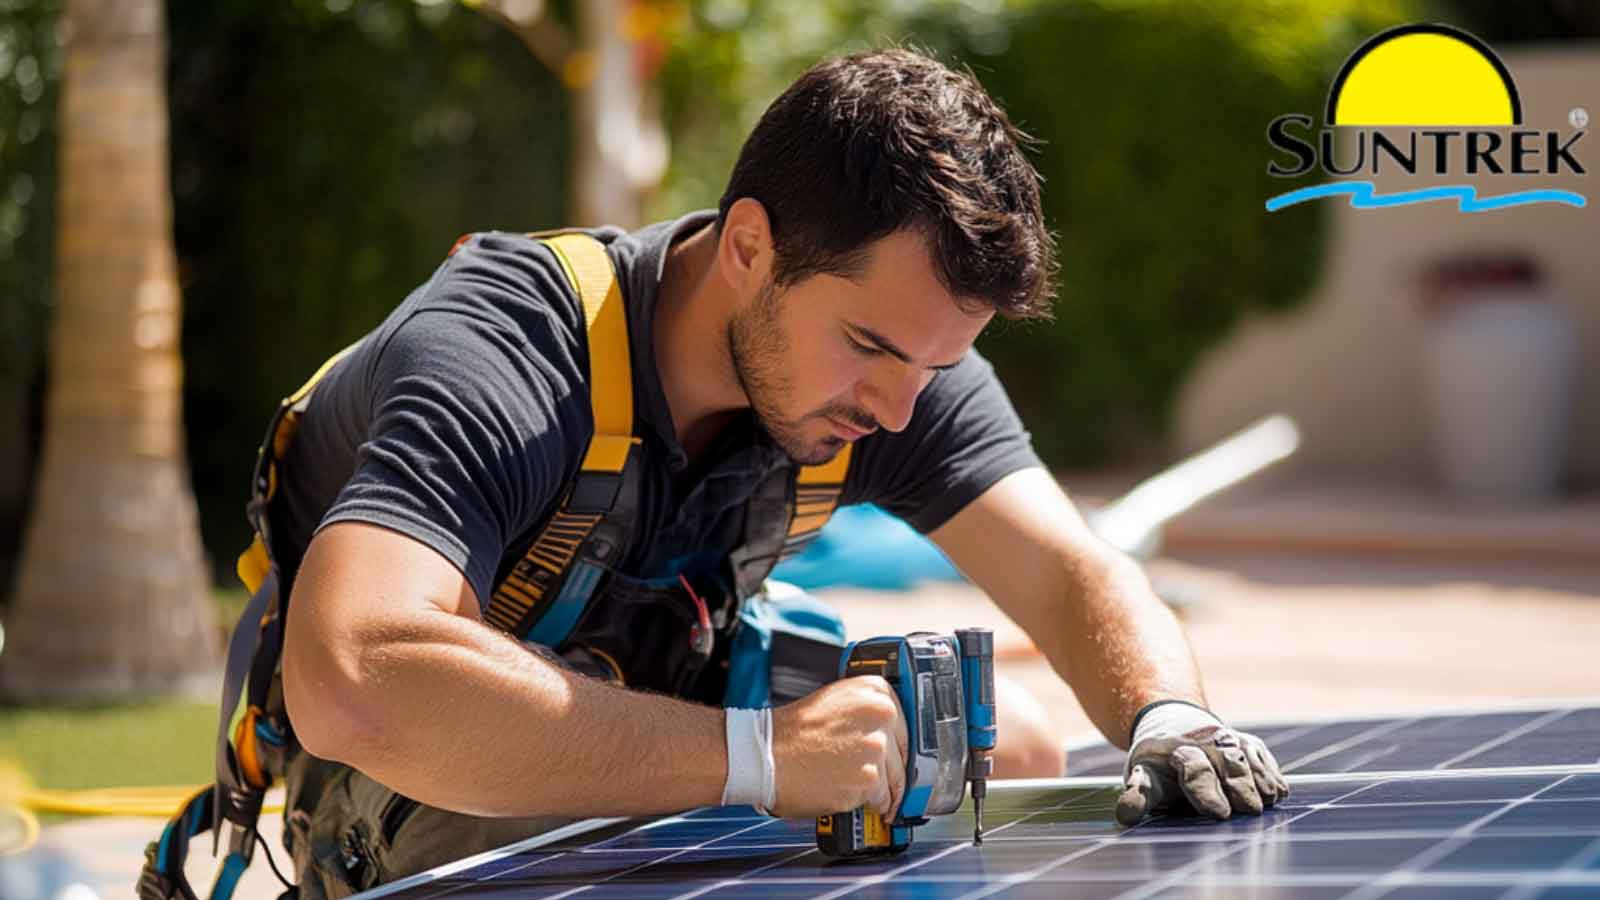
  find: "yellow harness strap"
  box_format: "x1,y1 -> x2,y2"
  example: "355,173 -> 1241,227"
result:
785,445 -> 853,559
485,233 -> 641,633
546,233 -> 638,473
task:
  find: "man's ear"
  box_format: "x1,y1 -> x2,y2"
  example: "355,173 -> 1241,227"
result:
717,197 -> 774,297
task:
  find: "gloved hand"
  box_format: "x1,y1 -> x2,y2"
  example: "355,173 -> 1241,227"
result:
1114,700 -> 1289,827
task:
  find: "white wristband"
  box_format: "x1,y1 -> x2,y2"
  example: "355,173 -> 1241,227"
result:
722,707 -> 776,814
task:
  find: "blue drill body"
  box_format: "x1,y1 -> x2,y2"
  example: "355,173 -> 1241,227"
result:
815,628 -> 997,857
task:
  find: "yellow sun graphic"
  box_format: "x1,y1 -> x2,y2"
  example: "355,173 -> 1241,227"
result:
1328,24 -> 1521,127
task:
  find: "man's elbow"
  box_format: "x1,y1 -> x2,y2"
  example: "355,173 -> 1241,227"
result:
281,636 -> 384,763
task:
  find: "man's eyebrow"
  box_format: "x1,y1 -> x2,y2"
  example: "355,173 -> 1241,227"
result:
849,323 -> 964,371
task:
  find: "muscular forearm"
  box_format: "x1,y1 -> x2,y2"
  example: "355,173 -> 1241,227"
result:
290,607 -> 728,819
1047,550 -> 1207,749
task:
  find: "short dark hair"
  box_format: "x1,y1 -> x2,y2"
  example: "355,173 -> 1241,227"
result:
718,48 -> 1056,320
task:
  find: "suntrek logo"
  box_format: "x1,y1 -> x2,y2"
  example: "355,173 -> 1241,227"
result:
1266,23 -> 1587,213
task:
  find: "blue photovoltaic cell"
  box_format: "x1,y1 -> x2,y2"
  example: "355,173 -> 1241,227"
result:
355,707 -> 1600,900
1544,773 -> 1600,800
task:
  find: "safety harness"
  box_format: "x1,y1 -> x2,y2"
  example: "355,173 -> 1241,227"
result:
139,232 -> 851,900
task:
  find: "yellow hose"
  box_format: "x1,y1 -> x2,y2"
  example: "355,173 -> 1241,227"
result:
1,762 -> 39,854
0,762 -> 279,825
21,785 -> 283,818
1,802 -> 40,855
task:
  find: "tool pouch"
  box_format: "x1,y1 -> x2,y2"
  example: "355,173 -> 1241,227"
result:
282,751 -> 580,900
722,580 -> 848,709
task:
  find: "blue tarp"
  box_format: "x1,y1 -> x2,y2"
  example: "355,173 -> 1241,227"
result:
770,504 -> 964,591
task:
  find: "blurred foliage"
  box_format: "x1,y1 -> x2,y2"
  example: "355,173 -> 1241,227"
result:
1420,0 -> 1600,42
0,0 -> 61,605
659,0 -> 1417,464
166,0 -> 571,569
0,0 -> 60,383
4,0 -> 1585,577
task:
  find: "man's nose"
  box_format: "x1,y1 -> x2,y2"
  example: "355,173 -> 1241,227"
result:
858,365 -> 931,434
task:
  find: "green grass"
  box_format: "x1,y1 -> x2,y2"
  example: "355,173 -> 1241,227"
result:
212,585 -> 251,629
0,699 -> 219,792
0,588 -> 247,796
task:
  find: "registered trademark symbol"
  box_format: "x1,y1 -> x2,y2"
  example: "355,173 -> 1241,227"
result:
1572,107 -> 1589,130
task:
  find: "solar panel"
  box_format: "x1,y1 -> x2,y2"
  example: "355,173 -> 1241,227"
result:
1064,706 -> 1600,776
354,705 -> 1600,900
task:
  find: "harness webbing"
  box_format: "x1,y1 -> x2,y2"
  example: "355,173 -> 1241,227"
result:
549,233 -> 637,470
484,232 -> 641,636
784,449 -> 853,560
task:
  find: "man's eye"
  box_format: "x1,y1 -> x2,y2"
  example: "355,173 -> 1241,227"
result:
846,336 -> 880,357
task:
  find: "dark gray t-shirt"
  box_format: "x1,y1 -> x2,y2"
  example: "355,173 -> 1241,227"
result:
274,210 -> 1042,607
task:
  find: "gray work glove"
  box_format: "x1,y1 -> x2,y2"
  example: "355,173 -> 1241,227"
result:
1114,700 -> 1289,827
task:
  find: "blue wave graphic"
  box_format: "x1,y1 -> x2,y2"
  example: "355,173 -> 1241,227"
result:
1265,181 -> 1587,212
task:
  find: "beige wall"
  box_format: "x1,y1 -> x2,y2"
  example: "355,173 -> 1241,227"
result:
1177,44 -> 1599,489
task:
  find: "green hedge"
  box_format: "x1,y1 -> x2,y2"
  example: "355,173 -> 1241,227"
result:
958,2 -> 1368,464
167,2 -> 574,566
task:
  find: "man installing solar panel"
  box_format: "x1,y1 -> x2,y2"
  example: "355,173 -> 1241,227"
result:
141,47 -> 1287,900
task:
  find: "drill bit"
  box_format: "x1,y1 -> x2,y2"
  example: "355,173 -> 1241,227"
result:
971,775 -> 987,844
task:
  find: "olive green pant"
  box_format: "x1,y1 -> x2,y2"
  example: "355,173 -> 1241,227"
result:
282,752 -> 580,899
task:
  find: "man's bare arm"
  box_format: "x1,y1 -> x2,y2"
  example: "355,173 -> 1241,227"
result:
281,521 -> 728,818
928,467 -> 1205,749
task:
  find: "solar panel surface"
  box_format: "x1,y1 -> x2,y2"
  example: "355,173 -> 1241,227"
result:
354,706 -> 1600,900
1065,707 -> 1600,777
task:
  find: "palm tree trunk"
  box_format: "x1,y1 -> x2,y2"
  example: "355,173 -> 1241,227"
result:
0,0 -> 219,702
570,0 -> 667,229
471,0 -> 669,229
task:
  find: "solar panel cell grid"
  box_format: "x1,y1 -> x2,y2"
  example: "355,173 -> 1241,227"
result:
357,706 -> 1600,900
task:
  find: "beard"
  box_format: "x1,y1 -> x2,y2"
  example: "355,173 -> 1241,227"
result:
728,279 -> 869,465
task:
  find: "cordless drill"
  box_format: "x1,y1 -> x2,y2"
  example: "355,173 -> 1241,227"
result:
815,627 -> 997,858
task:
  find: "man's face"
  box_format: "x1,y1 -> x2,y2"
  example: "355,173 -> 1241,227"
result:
728,229 -> 992,465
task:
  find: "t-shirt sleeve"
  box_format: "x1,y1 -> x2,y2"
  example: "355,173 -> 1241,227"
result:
839,348 -> 1043,534
316,255 -> 592,608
